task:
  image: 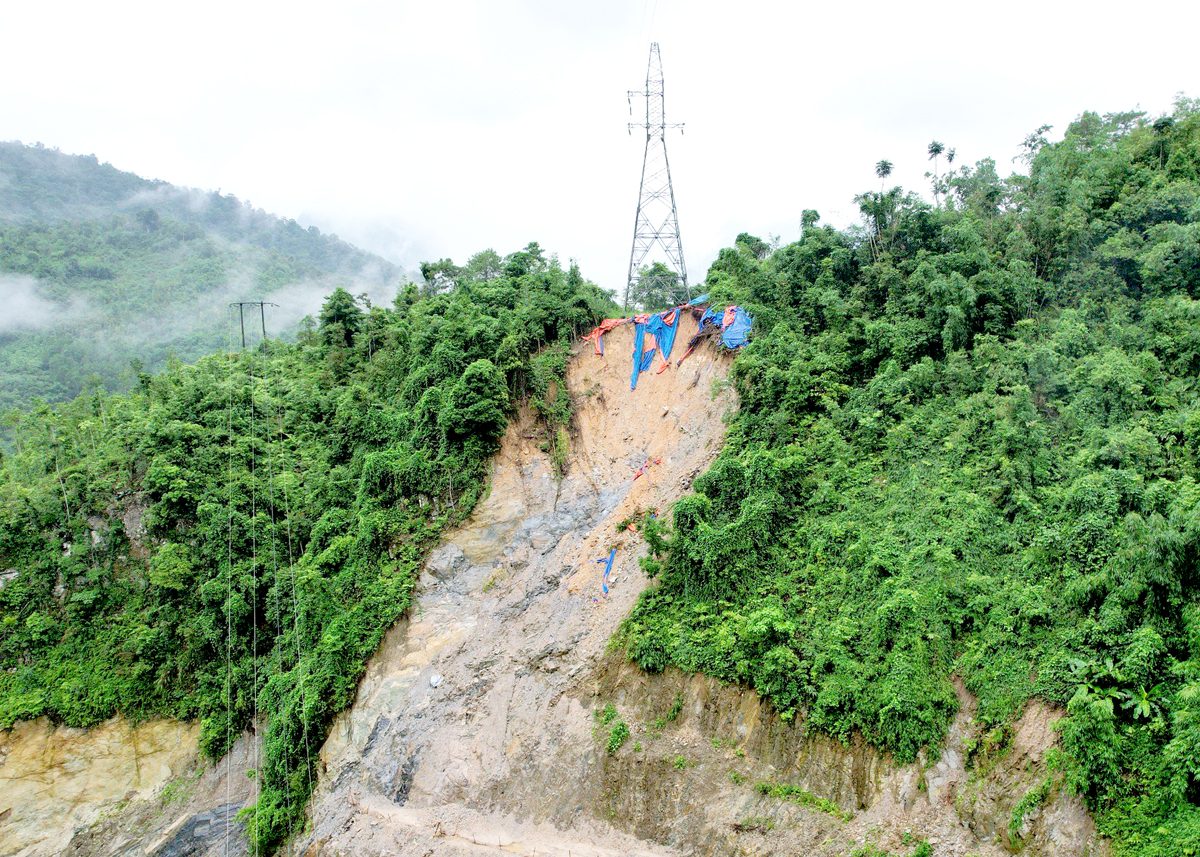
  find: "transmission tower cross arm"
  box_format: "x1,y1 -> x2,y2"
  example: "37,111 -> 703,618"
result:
628,121 -> 685,135
229,301 -> 279,349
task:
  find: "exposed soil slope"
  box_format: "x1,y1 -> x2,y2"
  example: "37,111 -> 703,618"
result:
302,323 -> 738,855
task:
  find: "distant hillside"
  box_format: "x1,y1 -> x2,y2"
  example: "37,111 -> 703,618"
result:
0,141 -> 388,274
0,142 -> 404,410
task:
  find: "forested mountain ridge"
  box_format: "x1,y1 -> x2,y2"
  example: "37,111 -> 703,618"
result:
620,98 -> 1200,855
0,142 -> 401,410
0,141 -> 388,273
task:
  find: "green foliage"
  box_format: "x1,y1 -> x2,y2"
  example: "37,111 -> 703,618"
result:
1010,778 -> 1053,841
849,846 -> 893,857
528,341 -> 574,475
649,693 -> 684,730
731,815 -> 774,833
0,245 -> 614,852
606,719 -> 630,755
630,261 -> 688,312
318,287 -> 365,348
622,98 -> 1200,854
149,542 -> 194,590
0,142 -> 382,272
754,781 -> 853,821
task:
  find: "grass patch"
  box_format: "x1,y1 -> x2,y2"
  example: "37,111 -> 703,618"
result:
651,694 -> 685,731
595,702 -> 618,726
731,816 -> 775,833
755,781 -> 853,822
1010,777 -> 1053,841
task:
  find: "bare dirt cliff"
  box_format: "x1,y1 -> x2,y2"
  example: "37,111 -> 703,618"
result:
301,323 -> 738,856
1,325 -> 1104,857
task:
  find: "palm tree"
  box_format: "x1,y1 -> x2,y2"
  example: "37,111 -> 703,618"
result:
927,141 -> 945,206
876,159 -> 894,194
865,161 -> 894,262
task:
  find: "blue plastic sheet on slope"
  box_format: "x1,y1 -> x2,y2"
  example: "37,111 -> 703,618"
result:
722,306 -> 753,348
697,305 -> 753,348
688,293 -> 709,305
630,322 -> 656,389
645,310 -> 681,365
595,547 -> 617,595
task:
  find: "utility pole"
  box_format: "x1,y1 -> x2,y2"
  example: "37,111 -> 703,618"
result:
229,302 -> 278,349
625,42 -> 688,312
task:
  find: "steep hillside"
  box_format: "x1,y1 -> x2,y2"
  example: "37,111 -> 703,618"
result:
0,142 -> 400,409
0,142 -> 384,272
3,324 -> 1098,857
620,100 -> 1200,856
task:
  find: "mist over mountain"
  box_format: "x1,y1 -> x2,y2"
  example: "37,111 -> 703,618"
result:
0,141 -> 407,410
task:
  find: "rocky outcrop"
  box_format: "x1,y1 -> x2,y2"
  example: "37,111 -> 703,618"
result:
302,324 -> 737,856
0,717 -> 200,856
586,664 -> 1101,857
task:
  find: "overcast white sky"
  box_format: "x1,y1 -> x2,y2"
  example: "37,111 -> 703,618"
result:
3,0 -> 1196,297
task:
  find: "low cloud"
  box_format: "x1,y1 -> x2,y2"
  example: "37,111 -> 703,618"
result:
116,259 -> 404,352
0,275 -> 88,332
263,263 -> 403,337
122,183 -> 213,216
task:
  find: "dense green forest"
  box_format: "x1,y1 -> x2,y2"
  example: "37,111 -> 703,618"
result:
621,98 -> 1200,854
0,243 -> 614,848
0,142 -> 400,410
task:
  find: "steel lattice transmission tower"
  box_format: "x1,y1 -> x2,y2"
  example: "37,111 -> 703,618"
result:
625,42 -> 687,310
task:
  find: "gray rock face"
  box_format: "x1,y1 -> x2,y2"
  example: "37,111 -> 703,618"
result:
146,804 -> 248,857
425,544 -> 468,580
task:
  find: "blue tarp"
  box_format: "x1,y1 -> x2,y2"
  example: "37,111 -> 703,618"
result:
630,321 -> 656,390
645,309 -> 681,365
688,293 -> 709,305
722,307 -> 753,348
698,305 -> 753,348
633,303 -> 751,385
596,547 -> 617,595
